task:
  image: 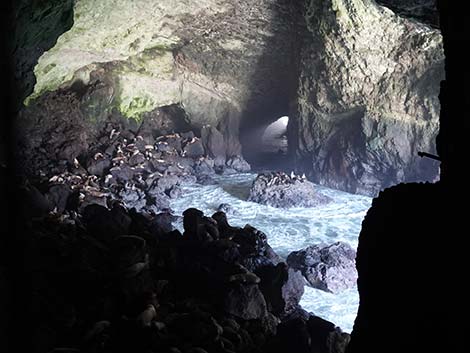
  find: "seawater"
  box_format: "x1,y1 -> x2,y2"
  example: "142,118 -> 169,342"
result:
170,173 -> 372,333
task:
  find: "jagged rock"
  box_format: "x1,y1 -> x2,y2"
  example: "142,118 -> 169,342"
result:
150,211 -> 177,234
183,139 -> 205,158
256,263 -> 305,318
111,235 -> 148,278
128,152 -> 145,167
182,208 -> 219,242
45,183 -> 72,213
201,125 -> 226,167
248,172 -> 331,208
87,157 -> 111,176
224,284 -> 268,320
217,203 -> 234,214
287,242 -> 357,294
146,191 -> 171,212
197,175 -> 217,185
194,158 -> 216,176
19,183 -> 54,218
226,156 -> 251,173
296,0 -> 444,195
82,203 -> 131,242
119,187 -> 147,211
109,165 -> 135,182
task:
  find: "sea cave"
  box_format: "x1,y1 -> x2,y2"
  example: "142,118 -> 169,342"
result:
2,1 -> 468,353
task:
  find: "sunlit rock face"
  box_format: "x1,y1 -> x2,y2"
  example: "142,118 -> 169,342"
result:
295,0 -> 444,195
25,0 -> 301,158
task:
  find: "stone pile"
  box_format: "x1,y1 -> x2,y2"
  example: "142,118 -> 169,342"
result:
27,118 -> 250,216
21,203 -> 350,353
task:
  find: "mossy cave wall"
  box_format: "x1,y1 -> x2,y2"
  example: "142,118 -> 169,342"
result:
16,0 -> 444,196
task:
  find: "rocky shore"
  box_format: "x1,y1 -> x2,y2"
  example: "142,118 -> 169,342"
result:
12,109 -> 352,353
19,195 -> 350,353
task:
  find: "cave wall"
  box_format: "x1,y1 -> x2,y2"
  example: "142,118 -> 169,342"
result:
345,2 -> 469,351
15,0 -> 444,196
294,0 -> 444,195
20,0 -> 302,164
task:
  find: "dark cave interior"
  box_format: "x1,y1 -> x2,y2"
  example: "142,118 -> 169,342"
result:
2,1 -> 470,353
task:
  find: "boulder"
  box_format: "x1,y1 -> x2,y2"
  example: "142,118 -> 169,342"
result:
223,284 -> 268,320
110,235 -> 148,278
248,172 -> 331,208
45,183 -> 72,213
226,156 -> 251,173
287,242 -> 357,294
183,138 -> 205,158
87,157 -> 111,176
256,262 -> 305,318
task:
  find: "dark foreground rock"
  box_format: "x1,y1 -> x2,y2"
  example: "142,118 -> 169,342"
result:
346,183 -> 467,353
287,242 -> 357,294
248,172 -> 331,208
17,194 -> 348,353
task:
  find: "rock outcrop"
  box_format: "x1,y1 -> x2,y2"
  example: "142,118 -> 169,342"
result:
248,172 -> 331,208
287,242 -> 357,293
294,0 -> 444,195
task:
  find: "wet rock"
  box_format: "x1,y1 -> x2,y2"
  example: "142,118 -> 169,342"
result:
183,138 -> 205,158
20,183 -> 54,218
82,204 -> 130,242
182,208 -> 219,242
297,0 -> 443,195
128,152 -> 146,167
197,175 -> 217,185
146,192 -> 171,212
256,263 -> 304,317
217,203 -> 234,214
111,235 -> 148,277
226,156 -> 250,173
287,242 -> 357,294
248,172 -> 331,208
119,186 -> 147,211
273,317 -> 311,353
87,157 -> 111,176
109,165 -> 135,182
79,192 -> 108,210
194,157 -> 215,175
224,284 -> 267,320
201,125 -> 226,167
45,183 -> 72,213
150,211 -> 177,235
180,131 -> 195,140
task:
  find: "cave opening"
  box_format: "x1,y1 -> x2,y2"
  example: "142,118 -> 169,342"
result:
240,115 -> 292,172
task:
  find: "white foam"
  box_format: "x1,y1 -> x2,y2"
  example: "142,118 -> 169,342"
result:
170,173 -> 372,332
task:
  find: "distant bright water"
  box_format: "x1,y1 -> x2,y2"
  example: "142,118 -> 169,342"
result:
170,173 -> 372,332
